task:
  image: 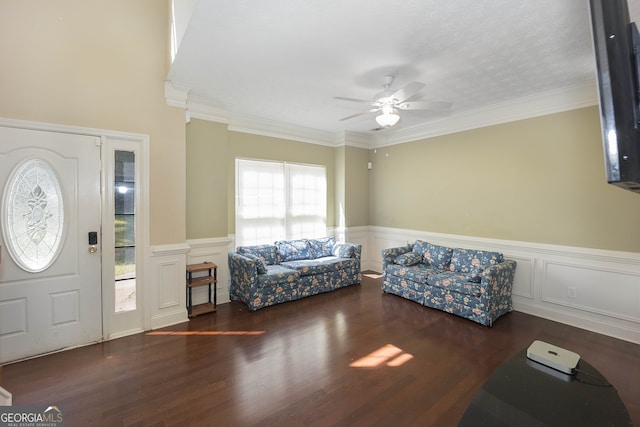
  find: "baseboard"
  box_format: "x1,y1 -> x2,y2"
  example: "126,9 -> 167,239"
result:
107,328 -> 146,341
149,309 -> 188,330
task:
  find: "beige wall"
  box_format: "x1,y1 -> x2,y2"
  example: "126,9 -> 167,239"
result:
186,120 -> 228,239
369,107 -> 640,252
186,108 -> 640,252
0,0 -> 185,245
334,146 -> 346,228
344,146 -> 370,227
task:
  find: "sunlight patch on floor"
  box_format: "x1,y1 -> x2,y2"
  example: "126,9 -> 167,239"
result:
350,344 -> 414,368
363,272 -> 383,279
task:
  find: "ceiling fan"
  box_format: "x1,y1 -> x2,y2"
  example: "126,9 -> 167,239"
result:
335,75 -> 452,129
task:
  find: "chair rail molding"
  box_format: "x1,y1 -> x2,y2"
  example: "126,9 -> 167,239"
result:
367,226 -> 640,344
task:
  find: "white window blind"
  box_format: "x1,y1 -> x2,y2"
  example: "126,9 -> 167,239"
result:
235,159 -> 326,247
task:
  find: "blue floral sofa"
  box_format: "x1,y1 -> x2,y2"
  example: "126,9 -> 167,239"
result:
229,237 -> 361,311
381,240 -> 516,326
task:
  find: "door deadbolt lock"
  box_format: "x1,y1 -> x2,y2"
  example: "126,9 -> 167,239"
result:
88,231 -> 98,245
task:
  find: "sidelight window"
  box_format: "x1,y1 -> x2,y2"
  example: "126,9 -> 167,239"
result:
114,150 -> 136,312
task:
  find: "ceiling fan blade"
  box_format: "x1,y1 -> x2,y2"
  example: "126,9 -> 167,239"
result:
390,81 -> 426,103
338,111 -> 371,121
338,107 -> 380,121
334,96 -> 373,104
397,100 -> 453,111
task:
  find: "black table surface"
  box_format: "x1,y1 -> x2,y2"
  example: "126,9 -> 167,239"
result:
459,348 -> 632,426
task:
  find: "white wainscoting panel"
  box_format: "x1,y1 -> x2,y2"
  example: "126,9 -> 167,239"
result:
509,255 -> 536,300
364,226 -> 640,344
147,244 -> 190,329
342,226 -> 370,267
187,236 -> 235,306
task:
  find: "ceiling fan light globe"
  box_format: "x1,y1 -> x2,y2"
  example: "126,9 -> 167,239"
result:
376,112 -> 400,127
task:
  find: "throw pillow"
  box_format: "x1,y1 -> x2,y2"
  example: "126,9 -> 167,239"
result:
414,241 -> 453,269
307,237 -> 335,258
333,243 -> 354,258
275,239 -> 311,261
394,252 -> 422,266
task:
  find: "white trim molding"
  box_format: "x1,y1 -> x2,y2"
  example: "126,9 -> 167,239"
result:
364,226 -> 640,344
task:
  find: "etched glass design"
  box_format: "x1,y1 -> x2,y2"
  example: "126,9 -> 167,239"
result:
2,159 -> 65,272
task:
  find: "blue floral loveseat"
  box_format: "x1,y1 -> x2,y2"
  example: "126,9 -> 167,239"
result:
229,237 -> 361,311
382,240 -> 516,326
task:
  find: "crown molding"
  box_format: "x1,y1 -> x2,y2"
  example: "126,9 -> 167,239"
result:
372,81 -> 599,148
342,131 -> 371,149
164,80 -> 190,109
228,114 -> 343,147
165,81 -> 231,123
187,94 -> 231,123
166,80 -> 599,150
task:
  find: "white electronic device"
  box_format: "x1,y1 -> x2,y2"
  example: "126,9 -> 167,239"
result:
526,340 -> 580,375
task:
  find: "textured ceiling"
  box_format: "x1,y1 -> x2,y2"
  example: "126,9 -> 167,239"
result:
167,0 -> 640,145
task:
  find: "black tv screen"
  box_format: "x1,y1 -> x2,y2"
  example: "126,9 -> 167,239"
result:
589,0 -> 640,194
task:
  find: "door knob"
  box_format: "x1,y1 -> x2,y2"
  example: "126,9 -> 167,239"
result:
88,246 -> 97,253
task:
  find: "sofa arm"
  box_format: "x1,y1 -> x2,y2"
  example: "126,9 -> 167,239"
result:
480,259 -> 516,306
228,252 -> 259,302
333,242 -> 362,260
381,245 -> 411,272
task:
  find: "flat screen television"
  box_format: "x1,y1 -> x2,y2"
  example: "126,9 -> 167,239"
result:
589,0 -> 640,194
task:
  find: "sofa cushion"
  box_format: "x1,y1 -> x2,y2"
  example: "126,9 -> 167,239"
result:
276,239 -> 311,261
333,243 -> 354,258
307,237 -> 335,259
413,241 -> 453,269
385,264 -> 435,284
256,265 -> 300,288
466,266 -> 484,283
237,244 -> 280,265
449,248 -> 503,273
425,272 -> 483,297
243,253 -> 268,274
394,252 -> 422,266
281,256 -> 359,276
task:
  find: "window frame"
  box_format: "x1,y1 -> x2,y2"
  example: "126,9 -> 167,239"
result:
235,158 -> 327,247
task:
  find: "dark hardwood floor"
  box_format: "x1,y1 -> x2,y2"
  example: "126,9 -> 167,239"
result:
3,272 -> 639,426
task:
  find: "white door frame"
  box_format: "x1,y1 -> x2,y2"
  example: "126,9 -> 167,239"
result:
0,118 -> 149,342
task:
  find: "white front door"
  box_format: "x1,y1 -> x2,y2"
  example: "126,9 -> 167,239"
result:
0,126 -> 102,363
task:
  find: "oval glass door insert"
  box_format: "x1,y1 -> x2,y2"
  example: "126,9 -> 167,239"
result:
2,158 -> 66,272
